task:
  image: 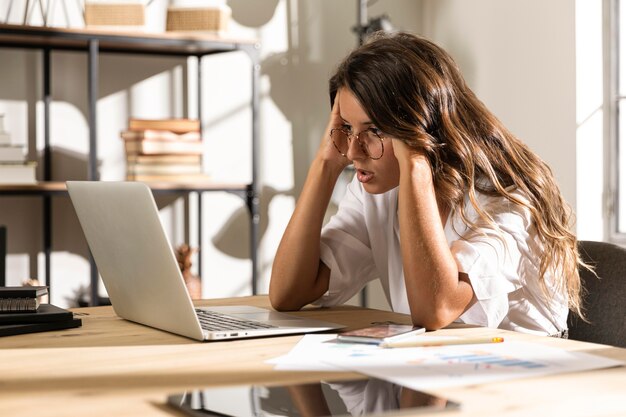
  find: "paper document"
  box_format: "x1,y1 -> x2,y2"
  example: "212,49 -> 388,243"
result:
268,335 -> 622,389
266,334 -> 372,371
321,340 -> 622,390
267,334 -> 482,371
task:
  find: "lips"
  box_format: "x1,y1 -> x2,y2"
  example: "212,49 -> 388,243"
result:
356,168 -> 374,183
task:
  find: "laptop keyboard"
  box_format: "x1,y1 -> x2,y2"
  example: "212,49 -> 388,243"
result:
195,309 -> 277,332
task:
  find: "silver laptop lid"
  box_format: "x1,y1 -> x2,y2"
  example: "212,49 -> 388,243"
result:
67,181 -> 205,341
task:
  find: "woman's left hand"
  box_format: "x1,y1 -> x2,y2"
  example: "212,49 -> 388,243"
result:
391,138 -> 413,160
391,138 -> 432,177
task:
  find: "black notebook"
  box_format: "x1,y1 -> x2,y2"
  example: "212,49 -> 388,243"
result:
0,286 -> 48,298
0,226 -> 5,287
0,318 -> 82,337
0,303 -> 73,325
0,286 -> 49,313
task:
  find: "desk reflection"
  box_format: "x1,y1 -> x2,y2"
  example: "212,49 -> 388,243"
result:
168,378 -> 458,416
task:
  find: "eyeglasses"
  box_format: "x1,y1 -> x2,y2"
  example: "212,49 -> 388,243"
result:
330,127 -> 385,160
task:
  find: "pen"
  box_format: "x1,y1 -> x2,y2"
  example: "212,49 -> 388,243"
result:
380,336 -> 504,348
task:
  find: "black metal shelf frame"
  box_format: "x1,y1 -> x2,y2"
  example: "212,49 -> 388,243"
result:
0,27 -> 261,305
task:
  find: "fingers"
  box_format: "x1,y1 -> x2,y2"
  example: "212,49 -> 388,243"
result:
393,137 -> 427,156
316,88 -> 351,170
392,138 -> 419,161
331,90 -> 341,117
393,138 -> 432,175
328,89 -> 344,133
391,137 -> 408,155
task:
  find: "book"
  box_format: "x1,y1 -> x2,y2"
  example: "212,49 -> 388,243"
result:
127,154 -> 202,165
126,173 -> 212,183
128,118 -> 200,133
0,317 -> 82,337
0,286 -> 48,313
0,303 -> 73,324
0,286 -> 48,298
124,140 -> 204,155
0,226 -> 5,287
0,162 -> 37,184
127,163 -> 203,176
0,145 -> 26,162
120,129 -> 201,142
0,298 -> 39,312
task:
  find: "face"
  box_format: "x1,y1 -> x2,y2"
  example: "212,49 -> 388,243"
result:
338,88 -> 400,194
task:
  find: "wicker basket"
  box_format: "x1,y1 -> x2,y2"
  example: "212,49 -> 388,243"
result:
84,3 -> 145,27
166,6 -> 231,32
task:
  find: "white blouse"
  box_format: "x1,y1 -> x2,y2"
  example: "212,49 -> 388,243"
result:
316,176 -> 569,336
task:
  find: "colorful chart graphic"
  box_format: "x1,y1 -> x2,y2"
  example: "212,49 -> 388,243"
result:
437,351 -> 546,369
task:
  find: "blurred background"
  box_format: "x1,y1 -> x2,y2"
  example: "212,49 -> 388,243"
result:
0,0 -> 602,309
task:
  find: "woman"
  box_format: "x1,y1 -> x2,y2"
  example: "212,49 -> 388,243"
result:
269,31 -> 584,336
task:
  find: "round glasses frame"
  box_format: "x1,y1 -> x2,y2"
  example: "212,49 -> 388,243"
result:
330,127 -> 385,160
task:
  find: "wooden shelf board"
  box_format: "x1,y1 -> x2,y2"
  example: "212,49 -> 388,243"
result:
0,181 -> 250,195
0,23 -> 257,56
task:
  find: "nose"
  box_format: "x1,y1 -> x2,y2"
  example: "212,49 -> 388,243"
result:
345,135 -> 366,161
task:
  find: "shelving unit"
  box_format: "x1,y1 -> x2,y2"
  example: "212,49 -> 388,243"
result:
0,23 -> 261,305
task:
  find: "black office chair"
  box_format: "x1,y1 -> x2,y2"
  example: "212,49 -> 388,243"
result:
567,240 -> 626,347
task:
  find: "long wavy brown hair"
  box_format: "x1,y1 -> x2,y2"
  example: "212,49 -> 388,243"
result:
329,32 -> 584,318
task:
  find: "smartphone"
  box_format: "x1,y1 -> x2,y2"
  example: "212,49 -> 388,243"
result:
336,324 -> 426,345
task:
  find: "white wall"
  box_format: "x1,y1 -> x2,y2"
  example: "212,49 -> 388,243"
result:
419,0 -> 603,241
0,0 -> 585,309
0,0 -> 421,308
421,0 -> 577,210
575,0 -> 604,240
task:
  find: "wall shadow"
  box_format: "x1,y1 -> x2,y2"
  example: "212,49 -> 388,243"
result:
0,45 -> 189,296
211,185 -> 278,259
0,48 -> 185,114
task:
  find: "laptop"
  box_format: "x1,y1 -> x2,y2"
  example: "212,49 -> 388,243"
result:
66,181 -> 344,341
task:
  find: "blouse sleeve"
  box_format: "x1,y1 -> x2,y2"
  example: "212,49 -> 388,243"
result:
450,196 -> 534,328
314,178 -> 379,307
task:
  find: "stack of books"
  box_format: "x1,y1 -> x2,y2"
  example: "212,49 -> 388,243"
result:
122,118 -> 209,183
0,114 -> 37,185
0,286 -> 82,336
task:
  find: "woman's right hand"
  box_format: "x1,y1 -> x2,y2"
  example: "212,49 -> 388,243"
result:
316,89 -> 352,171
271,92 -> 346,311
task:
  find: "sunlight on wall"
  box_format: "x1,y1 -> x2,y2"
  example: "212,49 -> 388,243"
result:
575,0 -> 604,240
0,0 -> 594,309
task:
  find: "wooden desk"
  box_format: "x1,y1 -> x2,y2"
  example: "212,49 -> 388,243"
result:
0,296 -> 624,417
